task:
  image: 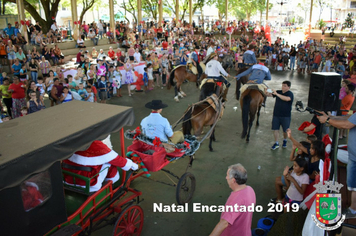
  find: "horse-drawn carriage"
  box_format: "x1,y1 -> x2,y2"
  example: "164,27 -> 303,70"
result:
0,101 -> 143,236
0,100 -> 202,236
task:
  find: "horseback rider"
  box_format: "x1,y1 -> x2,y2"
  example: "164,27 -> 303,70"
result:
191,45 -> 203,81
180,49 -> 188,65
141,100 -> 184,144
243,44 -> 257,67
205,52 -> 232,88
235,64 -> 271,106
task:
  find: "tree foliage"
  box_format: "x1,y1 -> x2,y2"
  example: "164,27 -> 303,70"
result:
3,0 -> 60,33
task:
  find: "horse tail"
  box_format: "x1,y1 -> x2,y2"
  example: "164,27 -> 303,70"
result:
167,70 -> 175,90
182,106 -> 193,135
241,92 -> 251,139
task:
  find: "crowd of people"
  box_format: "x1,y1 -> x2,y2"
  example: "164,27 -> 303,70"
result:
1,17 -> 356,234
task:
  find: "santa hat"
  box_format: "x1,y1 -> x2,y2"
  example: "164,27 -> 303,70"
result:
298,121 -> 315,135
69,140 -> 136,171
69,140 -> 120,165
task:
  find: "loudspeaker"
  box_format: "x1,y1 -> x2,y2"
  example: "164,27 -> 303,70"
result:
308,72 -> 341,112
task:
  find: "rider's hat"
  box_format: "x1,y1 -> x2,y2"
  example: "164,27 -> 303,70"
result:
145,100 -> 168,110
209,52 -> 217,59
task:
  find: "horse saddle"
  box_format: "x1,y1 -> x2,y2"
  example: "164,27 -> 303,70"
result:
204,94 -> 224,120
199,78 -> 226,91
240,83 -> 267,97
187,63 -> 198,75
199,62 -> 206,72
192,94 -> 224,120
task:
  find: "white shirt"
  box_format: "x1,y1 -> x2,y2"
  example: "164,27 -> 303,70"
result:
51,24 -> 57,32
97,22 -> 103,31
134,52 -> 141,62
88,31 -> 96,38
141,113 -> 173,142
205,59 -> 228,77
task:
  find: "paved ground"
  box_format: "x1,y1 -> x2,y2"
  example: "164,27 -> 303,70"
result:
89,31 -> 346,235
90,68 -> 342,235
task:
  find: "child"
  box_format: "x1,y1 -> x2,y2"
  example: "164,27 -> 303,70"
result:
19,64 -> 28,85
343,70 -> 351,80
67,75 -> 77,92
98,76 -> 107,103
106,81 -> 113,99
271,51 -> 277,68
85,86 -> 94,102
143,67 -> 149,92
0,113 -> 10,123
113,66 -> 122,97
350,70 -> 356,85
77,83 -> 87,101
339,79 -> 351,100
0,72 -> 6,85
322,56 -> 332,72
87,79 -> 98,102
147,63 -> 154,90
273,141 -> 310,203
20,107 -> 28,117
282,158 -> 309,205
59,86 -> 73,103
36,77 -> 46,97
336,61 -> 345,77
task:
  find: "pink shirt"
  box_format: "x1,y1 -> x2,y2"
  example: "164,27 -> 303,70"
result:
221,186 -> 256,236
286,172 -> 309,201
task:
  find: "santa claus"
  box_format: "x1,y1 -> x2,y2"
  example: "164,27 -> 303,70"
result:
62,137 -> 138,192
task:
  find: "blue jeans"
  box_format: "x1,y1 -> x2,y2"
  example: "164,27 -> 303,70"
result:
91,37 -> 98,45
290,56 -> 295,70
99,31 -> 103,39
31,72 -> 38,83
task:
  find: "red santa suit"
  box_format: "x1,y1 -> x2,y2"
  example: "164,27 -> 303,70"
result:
63,140 -> 138,192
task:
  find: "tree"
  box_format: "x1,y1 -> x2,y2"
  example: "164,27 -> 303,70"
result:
316,0 -> 330,21
257,0 -> 272,22
78,0 -> 96,24
343,13 -> 355,29
236,0 -> 259,21
4,0 -> 60,33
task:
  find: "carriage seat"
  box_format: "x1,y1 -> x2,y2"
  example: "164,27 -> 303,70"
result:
240,83 -> 267,97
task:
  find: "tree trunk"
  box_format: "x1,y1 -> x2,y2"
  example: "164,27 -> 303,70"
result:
201,6 -> 203,21
79,0 -> 95,25
260,10 -> 262,22
247,12 -> 251,21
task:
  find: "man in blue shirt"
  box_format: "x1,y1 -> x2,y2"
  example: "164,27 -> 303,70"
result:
141,100 -> 184,144
235,64 -> 271,84
236,64 -> 271,106
243,44 -> 257,67
191,46 -> 203,81
4,23 -> 14,37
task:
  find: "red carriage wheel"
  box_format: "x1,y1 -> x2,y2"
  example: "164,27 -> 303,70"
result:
112,204 -> 144,236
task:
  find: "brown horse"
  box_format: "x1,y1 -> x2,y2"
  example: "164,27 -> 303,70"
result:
167,66 -> 199,102
182,83 -> 222,151
235,67 -> 250,100
235,69 -> 264,143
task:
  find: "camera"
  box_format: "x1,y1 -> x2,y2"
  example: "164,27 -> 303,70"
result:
296,101 -> 323,116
